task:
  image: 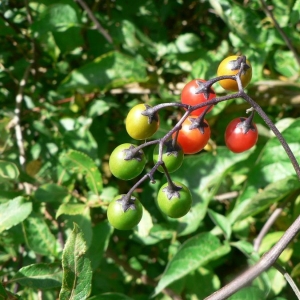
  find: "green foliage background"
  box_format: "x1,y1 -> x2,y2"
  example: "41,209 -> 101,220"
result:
0,0 -> 300,299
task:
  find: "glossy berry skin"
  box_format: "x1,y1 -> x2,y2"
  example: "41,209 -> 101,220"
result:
225,117 -> 258,153
156,181 -> 192,218
107,194 -> 143,230
217,55 -> 252,91
152,141 -> 184,173
174,117 -> 211,154
109,143 -> 146,180
125,104 -> 159,140
181,79 -> 215,116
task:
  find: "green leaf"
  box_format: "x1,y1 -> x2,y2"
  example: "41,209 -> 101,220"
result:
34,183 -> 68,203
59,51 -> 148,93
31,2 -> 79,33
64,208 -> 93,248
239,119 -> 300,202
0,160 -> 19,181
88,293 -> 134,300
185,267 -> 221,299
237,176 -> 300,220
60,150 -> 103,195
273,50 -> 300,78
56,203 -> 87,218
258,231 -> 285,255
209,0 -> 267,46
87,221 -> 113,271
0,197 -> 32,233
153,232 -> 230,296
208,209 -> 232,240
227,286 -> 265,299
0,282 -> 7,299
171,147 -> 252,236
59,223 -> 92,300
22,213 -> 59,257
11,263 -> 62,289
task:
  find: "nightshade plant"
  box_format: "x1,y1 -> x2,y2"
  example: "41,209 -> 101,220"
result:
1,1 -> 300,300
108,55 -> 300,299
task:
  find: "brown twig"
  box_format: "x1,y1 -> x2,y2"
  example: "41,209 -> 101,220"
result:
73,0 -> 113,44
205,215 -> 300,300
259,0 -> 300,69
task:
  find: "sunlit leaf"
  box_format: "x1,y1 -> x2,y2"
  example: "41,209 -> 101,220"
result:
11,263 -> 62,289
0,197 -> 32,233
153,232 -> 230,296
59,224 -> 92,300
60,150 -> 103,195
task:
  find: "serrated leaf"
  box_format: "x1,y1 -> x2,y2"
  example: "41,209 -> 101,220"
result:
59,51 -> 147,93
60,150 -> 102,195
22,213 -> 59,257
34,183 -> 68,203
0,197 -> 32,233
59,223 -> 92,300
237,176 -> 300,220
208,209 -> 232,240
11,263 -> 62,289
64,209 -> 93,248
153,232 -> 230,296
88,293 -> 134,300
0,160 -> 19,181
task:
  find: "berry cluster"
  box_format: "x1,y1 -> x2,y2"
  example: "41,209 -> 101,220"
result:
107,55 -> 257,230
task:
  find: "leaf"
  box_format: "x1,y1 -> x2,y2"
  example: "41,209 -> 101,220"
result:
237,176 -> 300,220
258,231 -> 285,255
153,232 -> 230,296
239,119 -> 300,202
171,147 -> 252,236
59,224 -> 92,300
60,150 -> 102,195
208,209 -> 232,240
56,203 -> 87,218
0,282 -> 7,299
209,0 -> 267,46
227,286 -> 265,299
88,293 -> 134,300
59,51 -> 148,93
185,267 -> 221,299
11,263 -> 62,289
87,221 -> 113,271
0,197 -> 32,233
0,161 -> 19,181
31,2 -> 79,33
23,213 -> 59,257
273,50 -> 300,78
34,183 -> 68,203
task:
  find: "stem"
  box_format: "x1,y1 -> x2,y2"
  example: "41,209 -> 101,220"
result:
274,263 -> 300,299
241,91 -> 300,180
253,207 -> 283,252
204,215 -> 300,300
259,0 -> 300,68
73,0 -> 113,44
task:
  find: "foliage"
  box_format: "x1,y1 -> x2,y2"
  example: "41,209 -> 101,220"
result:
0,0 -> 299,299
